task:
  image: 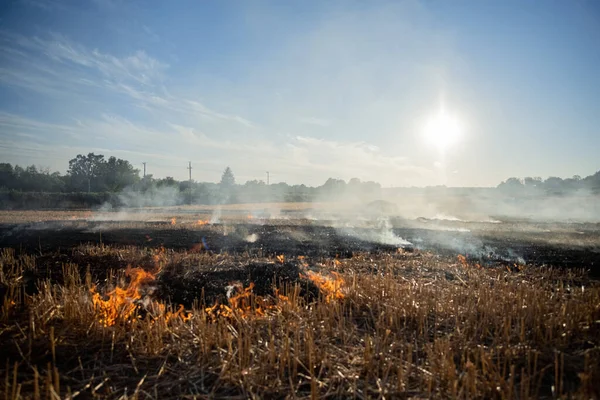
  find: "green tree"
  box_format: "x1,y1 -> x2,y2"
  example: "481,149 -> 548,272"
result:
102,156 -> 140,191
220,167 -> 236,188
0,163 -> 15,189
67,153 -> 106,192
219,167 -> 237,204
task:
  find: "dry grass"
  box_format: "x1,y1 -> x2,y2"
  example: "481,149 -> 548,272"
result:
1,245 -> 599,399
0,203 -> 327,224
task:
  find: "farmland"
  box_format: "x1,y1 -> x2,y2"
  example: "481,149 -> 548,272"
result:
1,208 -> 599,398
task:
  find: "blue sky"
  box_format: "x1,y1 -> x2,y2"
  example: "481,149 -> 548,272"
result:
1,0 -> 599,187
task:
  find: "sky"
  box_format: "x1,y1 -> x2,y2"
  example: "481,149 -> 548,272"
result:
0,0 -> 599,187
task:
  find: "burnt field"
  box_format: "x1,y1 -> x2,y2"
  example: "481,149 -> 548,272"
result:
1,215 -> 600,398
1,218 -> 599,273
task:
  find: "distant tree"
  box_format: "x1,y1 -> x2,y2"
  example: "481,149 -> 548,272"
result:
348,177 -> 361,186
157,176 -> 177,187
0,163 -> 15,189
218,167 -> 237,204
523,177 -> 541,188
497,177 -> 524,194
220,167 -> 236,188
67,153 -> 106,192
67,153 -> 139,192
543,176 -> 565,194
102,156 -> 140,191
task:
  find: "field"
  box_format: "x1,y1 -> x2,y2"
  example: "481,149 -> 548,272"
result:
1,207 -> 599,399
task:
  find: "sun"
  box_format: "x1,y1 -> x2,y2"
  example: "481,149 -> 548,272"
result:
423,109 -> 462,152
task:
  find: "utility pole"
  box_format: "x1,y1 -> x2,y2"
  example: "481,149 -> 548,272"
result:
187,161 -> 193,205
142,162 -> 146,178
266,171 -> 270,185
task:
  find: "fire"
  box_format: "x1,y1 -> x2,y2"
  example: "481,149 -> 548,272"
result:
197,220 -> 209,226
205,282 -> 290,320
301,270 -> 345,303
89,247 -> 191,327
90,266 -> 156,327
170,218 -> 177,225
276,254 -> 285,264
205,282 -> 256,319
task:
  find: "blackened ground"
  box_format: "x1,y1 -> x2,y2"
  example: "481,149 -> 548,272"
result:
156,261 -> 320,307
1,220 -> 599,275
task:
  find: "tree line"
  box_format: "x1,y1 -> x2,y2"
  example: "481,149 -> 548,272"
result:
0,153 -> 385,207
0,153 -> 139,193
1,152 -> 599,209
497,173 -> 600,195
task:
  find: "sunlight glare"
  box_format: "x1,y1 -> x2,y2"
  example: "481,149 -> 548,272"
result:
424,109 -> 462,152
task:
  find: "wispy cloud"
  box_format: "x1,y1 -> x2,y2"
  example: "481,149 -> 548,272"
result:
19,0 -> 68,11
0,31 -> 253,128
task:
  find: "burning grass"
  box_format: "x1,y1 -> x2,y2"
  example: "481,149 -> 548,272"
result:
1,244 -> 599,399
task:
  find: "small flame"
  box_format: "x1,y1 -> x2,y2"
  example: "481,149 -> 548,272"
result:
276,255 -> 285,264
457,254 -> 468,267
205,282 -> 290,320
197,220 -> 209,226
170,217 -> 177,225
301,270 -> 345,303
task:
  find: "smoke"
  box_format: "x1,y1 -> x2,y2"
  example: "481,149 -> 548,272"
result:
210,207 -> 222,224
117,186 -> 183,208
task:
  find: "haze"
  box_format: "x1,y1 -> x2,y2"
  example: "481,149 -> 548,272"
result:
1,0 -> 599,187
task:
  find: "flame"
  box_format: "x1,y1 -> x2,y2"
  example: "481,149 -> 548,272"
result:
197,220 -> 209,226
205,283 -> 254,319
457,254 -> 468,267
89,247 -> 191,326
247,214 -> 253,220
300,270 -> 345,303
170,217 -> 177,225
164,304 -> 192,322
90,266 -> 156,327
276,255 -> 285,264
204,282 -> 290,320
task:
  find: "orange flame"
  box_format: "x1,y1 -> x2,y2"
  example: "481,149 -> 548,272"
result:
90,266 -> 156,327
170,217 -> 177,225
197,220 -> 209,226
276,254 -> 285,264
300,270 -> 345,303
204,282 -> 290,320
89,247 -> 191,326
457,254 -> 468,267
